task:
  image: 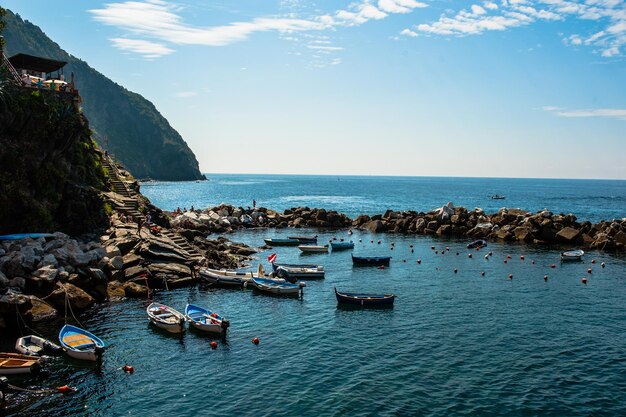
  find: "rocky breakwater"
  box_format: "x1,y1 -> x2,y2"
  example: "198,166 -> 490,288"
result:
170,204 -> 352,233
353,203 -> 626,252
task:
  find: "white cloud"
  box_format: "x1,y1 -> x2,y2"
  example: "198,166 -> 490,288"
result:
175,91 -> 198,98
471,5 -> 488,15
544,106 -> 626,120
307,45 -> 345,51
109,38 -> 174,58
484,1 -> 499,10
378,0 -> 428,14
400,28 -> 419,37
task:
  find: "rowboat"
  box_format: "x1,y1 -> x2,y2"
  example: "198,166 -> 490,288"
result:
467,239 -> 488,249
491,194 -> 506,200
561,249 -> 584,262
15,335 -> 62,356
58,324 -> 105,362
298,245 -> 329,253
249,277 -> 305,296
287,236 -> 318,244
200,265 -> 280,286
185,304 -> 230,334
264,238 -> 301,247
0,353 -> 42,375
335,288 -> 396,306
352,255 -> 391,266
272,263 -> 325,280
330,241 -> 354,251
147,303 -> 186,334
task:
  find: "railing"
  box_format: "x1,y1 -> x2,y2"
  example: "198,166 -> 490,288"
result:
1,52 -> 22,83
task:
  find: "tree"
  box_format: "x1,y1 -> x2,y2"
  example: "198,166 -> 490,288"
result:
0,6 -> 6,48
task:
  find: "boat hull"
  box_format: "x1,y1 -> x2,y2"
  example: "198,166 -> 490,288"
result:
264,238 -> 300,247
15,335 -> 62,356
147,303 -> 186,334
352,255 -> 391,266
561,250 -> 584,262
298,245 -> 328,253
0,353 -> 42,375
59,325 -> 105,362
330,242 -> 354,251
250,277 -> 303,296
335,288 -> 395,306
185,304 -> 228,334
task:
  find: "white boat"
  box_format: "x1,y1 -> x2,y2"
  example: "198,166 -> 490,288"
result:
200,265 -> 281,286
298,245 -> 329,253
147,303 -> 186,334
272,263 -> 325,280
185,304 -> 230,334
58,325 -> 105,362
0,353 -> 42,375
249,277 -> 305,296
561,249 -> 584,262
15,335 -> 62,356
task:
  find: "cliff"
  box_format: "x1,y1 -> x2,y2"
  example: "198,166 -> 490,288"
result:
2,9 -> 204,181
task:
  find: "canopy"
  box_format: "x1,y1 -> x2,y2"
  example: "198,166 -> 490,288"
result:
8,53 -> 67,73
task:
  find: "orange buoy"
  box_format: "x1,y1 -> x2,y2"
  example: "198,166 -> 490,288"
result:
591,259 -> 596,264
582,277 -> 587,284
544,275 -> 548,281
417,259 -> 421,264
454,268 -> 458,273
210,341 -> 218,349
468,253 -> 473,258
508,274 -> 513,279
123,364 -> 134,373
601,262 -> 606,268
252,337 -> 260,345
550,264 -> 556,268
587,268 -> 592,274
481,271 -> 485,276
57,385 -> 76,394
520,255 -> 525,260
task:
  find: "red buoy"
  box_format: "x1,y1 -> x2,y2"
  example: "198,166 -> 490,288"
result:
503,260 -> 507,264
544,275 -> 548,281
252,337 -> 260,345
481,271 -> 485,276
587,268 -> 592,274
582,277 -> 587,284
378,265 -> 385,270
417,259 -> 421,264
508,274 -> 513,279
454,268 -> 458,273
468,253 -> 473,258
550,264 -> 556,268
123,364 -> 134,373
57,385 -> 76,394
591,259 -> 596,264
210,341 -> 218,349
601,262 -> 606,268
506,255 -> 511,259
531,260 -> 535,264
431,246 -> 435,250
520,255 -> 525,260
488,251 -> 492,256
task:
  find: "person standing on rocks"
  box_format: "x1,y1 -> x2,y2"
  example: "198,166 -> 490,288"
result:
137,217 -> 144,237
253,199 -> 257,209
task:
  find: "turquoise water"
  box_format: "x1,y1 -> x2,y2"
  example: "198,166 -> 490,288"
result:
140,175 -> 626,222
3,229 -> 626,416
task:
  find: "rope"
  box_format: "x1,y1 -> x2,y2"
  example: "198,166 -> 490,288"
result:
14,305 -> 47,339
7,384 -> 57,394
61,283 -> 85,328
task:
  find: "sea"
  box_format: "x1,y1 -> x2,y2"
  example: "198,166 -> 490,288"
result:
3,175 -> 626,417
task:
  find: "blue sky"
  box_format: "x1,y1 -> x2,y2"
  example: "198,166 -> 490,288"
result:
3,0 -> 626,178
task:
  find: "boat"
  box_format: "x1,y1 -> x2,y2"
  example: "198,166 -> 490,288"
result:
287,236 -> 318,244
184,304 -> 230,334
272,263 -> 325,280
0,353 -> 42,375
15,335 -> 62,356
351,255 -> 391,266
200,265 -> 279,286
334,288 -> 396,306
248,277 -> 305,296
58,324 -> 105,362
561,249 -> 584,262
298,245 -> 329,253
263,238 -> 301,247
491,194 -> 506,200
467,239 -> 488,249
330,241 -> 354,251
146,303 -> 186,334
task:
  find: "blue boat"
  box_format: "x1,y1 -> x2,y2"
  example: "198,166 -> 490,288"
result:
330,241 -> 354,251
335,288 -> 396,306
185,304 -> 230,334
351,255 -> 391,266
59,324 -> 105,362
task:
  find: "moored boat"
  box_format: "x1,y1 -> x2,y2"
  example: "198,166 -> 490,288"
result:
298,245 -> 329,253
351,255 -> 391,266
147,303 -> 186,334
264,238 -> 301,247
15,335 -> 62,356
200,265 -> 279,286
249,277 -> 305,296
334,288 -> 396,306
0,353 -> 42,375
467,239 -> 488,249
561,249 -> 584,262
184,304 -> 230,334
491,194 -> 506,200
58,324 -> 105,362
272,263 -> 325,280
330,241 -> 354,251
288,236 -> 318,244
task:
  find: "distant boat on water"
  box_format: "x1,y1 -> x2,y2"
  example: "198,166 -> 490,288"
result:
352,255 -> 391,266
561,249 -> 584,262
491,194 -> 506,200
334,288 -> 396,306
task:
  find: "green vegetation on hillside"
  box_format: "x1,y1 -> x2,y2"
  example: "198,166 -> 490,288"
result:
2,9 -> 204,181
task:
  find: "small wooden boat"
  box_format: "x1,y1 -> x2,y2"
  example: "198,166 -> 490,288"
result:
58,325 -> 105,362
467,239 -> 488,249
0,353 -> 42,375
491,194 -> 506,200
287,236 -> 318,244
200,265 -> 278,286
185,304 -> 230,334
15,335 -> 62,356
298,245 -> 329,253
561,249 -> 584,262
249,277 -> 305,296
147,303 -> 186,334
352,255 -> 391,266
272,263 -> 325,280
263,238 -> 301,247
335,288 -> 396,306
330,241 -> 354,251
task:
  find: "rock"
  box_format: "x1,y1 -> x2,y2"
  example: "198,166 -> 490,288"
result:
513,227 -> 533,242
105,245 -> 122,257
43,239 -> 64,252
47,283 -> 95,311
86,268 -> 107,282
0,271 -> 8,288
124,265 -> 149,281
24,296 -> 57,322
556,227 -> 581,243
614,231 -> 626,245
415,218 -> 426,233
147,263 -> 192,277
38,254 -> 59,268
32,265 -> 59,282
109,256 -> 124,270
362,220 -> 385,233
9,277 -> 26,290
107,281 -> 126,299
0,290 -> 32,314
124,282 -> 149,298
436,225 -> 452,235
122,253 -> 142,268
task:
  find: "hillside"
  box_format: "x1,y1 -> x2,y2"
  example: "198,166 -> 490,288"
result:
2,9 -> 204,181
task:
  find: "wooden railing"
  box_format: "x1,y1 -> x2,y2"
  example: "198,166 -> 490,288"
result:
1,51 -> 22,83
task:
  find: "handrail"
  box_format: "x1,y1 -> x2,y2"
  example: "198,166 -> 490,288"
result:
1,52 -> 22,83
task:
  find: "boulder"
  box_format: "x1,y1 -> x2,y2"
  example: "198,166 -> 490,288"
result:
556,227 -> 581,243
362,220 -> 385,233
38,254 -> 59,268
124,282 -> 149,298
109,256 -> 124,270
9,277 -> 26,290
436,225 -> 452,236
31,265 -> 59,283
147,263 -> 192,277
124,265 -> 149,281
614,231 -> 626,246
0,271 -> 8,288
24,296 -> 57,322
47,283 -> 95,311
513,227 -> 533,242
107,281 -> 126,299
105,245 -> 122,257
0,290 -> 32,314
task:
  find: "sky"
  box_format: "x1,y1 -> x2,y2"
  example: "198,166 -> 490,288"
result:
3,0 -> 626,179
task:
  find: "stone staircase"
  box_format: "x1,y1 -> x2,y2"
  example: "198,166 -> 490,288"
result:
160,229 -> 204,263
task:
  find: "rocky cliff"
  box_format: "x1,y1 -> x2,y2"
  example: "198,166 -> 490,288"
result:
2,9 -> 204,181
